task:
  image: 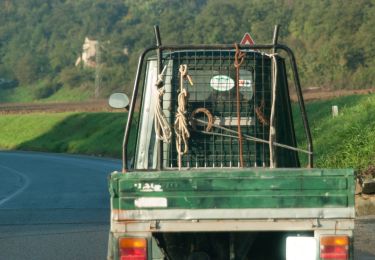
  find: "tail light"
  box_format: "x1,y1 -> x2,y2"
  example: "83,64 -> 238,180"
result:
320,235 -> 349,260
119,237 -> 147,260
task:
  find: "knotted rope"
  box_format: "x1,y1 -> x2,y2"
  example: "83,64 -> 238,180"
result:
234,43 -> 246,167
174,64 -> 193,169
154,65 -> 172,143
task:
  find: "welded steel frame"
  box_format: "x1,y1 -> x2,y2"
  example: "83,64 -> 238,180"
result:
122,31 -> 313,172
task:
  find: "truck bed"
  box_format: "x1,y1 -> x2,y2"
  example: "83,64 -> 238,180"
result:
109,168 -> 355,222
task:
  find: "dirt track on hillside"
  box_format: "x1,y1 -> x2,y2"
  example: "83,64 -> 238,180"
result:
290,88 -> 374,102
0,99 -> 119,114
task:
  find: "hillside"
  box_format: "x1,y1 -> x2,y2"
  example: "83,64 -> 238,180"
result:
0,0 -> 374,102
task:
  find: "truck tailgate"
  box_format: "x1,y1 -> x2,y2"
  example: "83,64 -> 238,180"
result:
109,168 -> 355,220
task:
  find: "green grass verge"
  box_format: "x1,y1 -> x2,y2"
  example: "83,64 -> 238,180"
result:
294,93 -> 375,170
0,112 -> 133,158
0,82 -> 92,103
0,93 -> 374,172
43,86 -> 92,102
0,85 -> 38,103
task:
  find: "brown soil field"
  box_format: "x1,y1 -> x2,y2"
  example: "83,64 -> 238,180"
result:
0,99 -> 119,114
290,88 -> 374,102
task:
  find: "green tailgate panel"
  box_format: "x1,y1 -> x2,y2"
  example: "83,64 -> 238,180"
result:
109,168 -> 355,210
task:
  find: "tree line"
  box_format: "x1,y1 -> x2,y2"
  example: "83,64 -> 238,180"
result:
0,0 -> 373,99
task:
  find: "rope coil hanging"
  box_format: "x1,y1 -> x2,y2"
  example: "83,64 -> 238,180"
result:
234,43 -> 246,167
190,107 -> 214,132
174,64 -> 193,169
154,65 -> 172,143
267,53 -> 278,168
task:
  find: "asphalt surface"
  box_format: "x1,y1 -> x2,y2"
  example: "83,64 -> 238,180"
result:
0,151 -> 374,260
0,151 -> 121,260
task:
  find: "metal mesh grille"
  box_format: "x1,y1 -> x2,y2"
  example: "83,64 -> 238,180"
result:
159,50 -> 272,168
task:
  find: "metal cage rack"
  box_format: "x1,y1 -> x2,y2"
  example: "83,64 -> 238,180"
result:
123,25 -> 313,172
159,50 -> 273,168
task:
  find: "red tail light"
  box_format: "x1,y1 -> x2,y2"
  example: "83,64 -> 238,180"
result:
320,236 -> 349,260
119,237 -> 147,260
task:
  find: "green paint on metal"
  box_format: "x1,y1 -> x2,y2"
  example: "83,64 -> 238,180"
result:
119,177 -> 348,192
109,168 -> 355,210
119,194 -> 348,209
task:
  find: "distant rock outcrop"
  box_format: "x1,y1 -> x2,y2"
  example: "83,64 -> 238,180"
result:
75,37 -> 98,68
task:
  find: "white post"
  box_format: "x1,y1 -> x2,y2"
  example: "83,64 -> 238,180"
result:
332,105 -> 339,117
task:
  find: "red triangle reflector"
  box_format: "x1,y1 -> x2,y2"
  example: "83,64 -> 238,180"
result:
240,33 -> 255,45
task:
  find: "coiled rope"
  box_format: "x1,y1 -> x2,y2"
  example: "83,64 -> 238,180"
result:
174,64 -> 193,169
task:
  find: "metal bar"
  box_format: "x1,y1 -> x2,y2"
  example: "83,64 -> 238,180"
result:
154,25 -> 163,171
252,52 -> 257,167
160,44 -> 276,51
113,208 -> 355,221
111,219 -> 355,233
275,44 -> 314,167
193,119 -> 312,155
122,46 -> 157,172
197,130 -> 312,155
260,54 -> 265,166
154,25 -> 162,49
272,24 -> 280,53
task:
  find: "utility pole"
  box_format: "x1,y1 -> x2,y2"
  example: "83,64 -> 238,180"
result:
95,41 -> 101,99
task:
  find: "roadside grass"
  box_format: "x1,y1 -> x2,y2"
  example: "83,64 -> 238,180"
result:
293,93 -> 375,170
0,93 -> 374,172
43,86 -> 92,102
0,82 -> 92,103
0,112 -> 135,158
0,85 -> 37,103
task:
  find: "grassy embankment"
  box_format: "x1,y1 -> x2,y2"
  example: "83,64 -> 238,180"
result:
294,93 -> 375,171
0,93 -> 374,171
0,112 -> 133,158
0,82 -> 92,103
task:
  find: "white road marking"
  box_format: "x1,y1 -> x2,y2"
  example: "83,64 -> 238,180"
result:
0,164 -> 30,207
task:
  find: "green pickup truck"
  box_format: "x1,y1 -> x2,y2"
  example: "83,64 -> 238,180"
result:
107,26 -> 355,260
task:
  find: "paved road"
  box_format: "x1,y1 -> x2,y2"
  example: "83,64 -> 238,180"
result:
354,216 -> 375,260
0,151 -> 374,259
0,151 -> 121,260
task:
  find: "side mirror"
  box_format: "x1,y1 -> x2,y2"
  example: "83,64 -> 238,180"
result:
108,93 -> 129,109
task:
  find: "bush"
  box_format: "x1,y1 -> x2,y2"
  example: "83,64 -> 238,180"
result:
58,67 -> 94,89
33,81 -> 62,99
0,78 -> 18,89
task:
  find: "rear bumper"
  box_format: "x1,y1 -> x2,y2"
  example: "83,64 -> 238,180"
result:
111,217 -> 354,233
112,207 -> 355,221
